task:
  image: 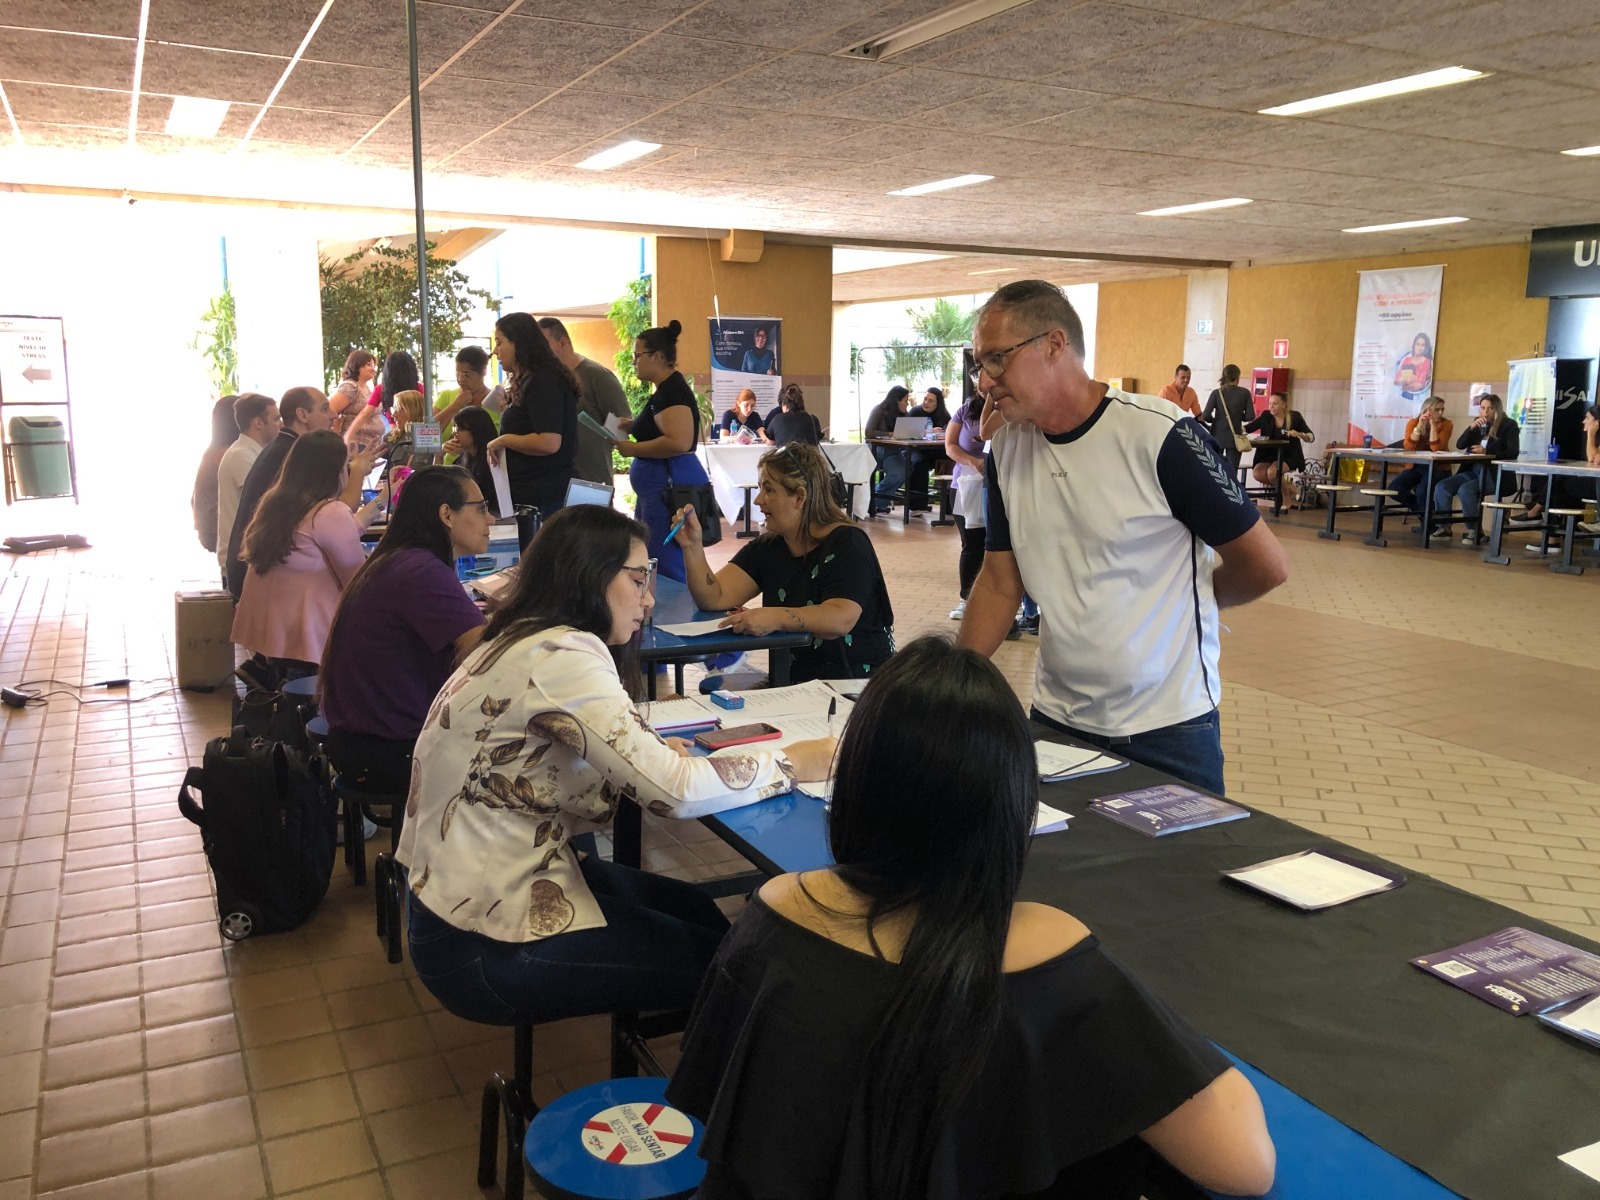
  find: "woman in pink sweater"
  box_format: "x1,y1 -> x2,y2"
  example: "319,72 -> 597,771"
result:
232,430 -> 385,676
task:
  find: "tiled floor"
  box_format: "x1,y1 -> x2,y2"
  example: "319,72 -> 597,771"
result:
1,500 -> 1598,1197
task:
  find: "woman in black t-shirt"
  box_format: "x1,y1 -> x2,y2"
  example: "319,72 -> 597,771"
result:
719,388 -> 770,442
673,443 -> 892,681
485,312 -> 578,547
613,319 -> 709,583
765,382 -> 823,447
1243,391 -> 1313,491
666,637 -> 1276,1199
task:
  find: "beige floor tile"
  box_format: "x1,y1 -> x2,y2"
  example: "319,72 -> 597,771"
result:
365,1093 -> 479,1166
148,1095 -> 257,1166
48,996 -> 143,1046
242,1033 -> 346,1091
255,1074 -> 361,1140
149,1146 -> 266,1200
44,1030 -> 145,1090
262,1120 -> 378,1194
144,1013 -> 239,1070
40,1072 -> 147,1137
35,1115 -> 149,1192
383,1146 -> 483,1200
147,1052 -> 249,1116
350,1053 -> 459,1115
0,1108 -> 37,1181
276,1172 -> 388,1200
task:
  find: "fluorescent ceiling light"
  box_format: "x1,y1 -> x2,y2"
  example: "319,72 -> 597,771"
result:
1139,197 -> 1253,217
832,248 -> 950,273
840,0 -> 1036,61
889,173 -> 993,197
1561,145 -> 1600,157
1343,216 -> 1469,233
165,96 -> 230,138
969,266 -> 1019,275
1260,66 -> 1484,116
575,140 -> 662,170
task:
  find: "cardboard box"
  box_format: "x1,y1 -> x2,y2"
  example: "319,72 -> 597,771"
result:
175,590 -> 236,690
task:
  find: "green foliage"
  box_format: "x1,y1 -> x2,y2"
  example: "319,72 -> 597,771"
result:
192,287 -> 239,396
881,338 -> 935,387
319,240 -> 498,390
848,342 -> 863,378
908,297 -> 977,391
608,275 -> 653,412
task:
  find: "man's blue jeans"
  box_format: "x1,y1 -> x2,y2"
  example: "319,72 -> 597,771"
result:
1032,707 -> 1226,796
407,854 -> 728,1026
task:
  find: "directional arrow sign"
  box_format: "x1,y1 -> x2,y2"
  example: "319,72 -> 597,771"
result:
22,365 -> 51,383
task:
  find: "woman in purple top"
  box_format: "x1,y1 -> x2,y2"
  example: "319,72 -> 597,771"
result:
943,394 -> 990,620
321,466 -> 493,803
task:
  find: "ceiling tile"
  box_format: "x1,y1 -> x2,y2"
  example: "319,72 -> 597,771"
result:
1070,22 -> 1317,99
555,33 -> 750,99
0,28 -> 136,90
12,120 -> 129,149
444,14 -> 641,86
250,106 -> 377,148
1307,75 -> 1588,133
503,88 -> 659,133
301,0 -> 494,75
805,66 -> 993,122
706,111 -> 877,154
1348,0 -> 1596,57
1184,41 -> 1422,115
502,0 -> 699,30
668,0 -> 887,49
361,117 -> 497,159
271,60 -> 410,115
1237,0 -> 1481,39
139,44 -> 287,105
1111,0 -> 1280,16
695,51 -> 885,111
839,0 -> 1078,68
1470,23 -> 1600,72
1,81 -> 130,129
627,147 -> 763,178
916,83 -> 1104,134
3,1 -> 142,37
1421,94 -> 1600,146
147,0 -> 331,56
614,101 -> 759,144
413,75 -> 548,126
444,125 -> 591,165
919,2 -> 1200,81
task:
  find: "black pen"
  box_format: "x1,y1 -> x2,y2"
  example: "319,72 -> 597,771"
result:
827,696 -> 837,739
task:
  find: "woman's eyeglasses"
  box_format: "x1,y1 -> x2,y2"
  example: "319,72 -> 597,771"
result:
454,500 -> 492,515
621,560 -> 658,596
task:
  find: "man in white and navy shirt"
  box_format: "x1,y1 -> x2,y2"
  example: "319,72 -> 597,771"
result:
957,280 -> 1289,794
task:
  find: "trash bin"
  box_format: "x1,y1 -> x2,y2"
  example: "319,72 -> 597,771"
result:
8,415 -> 72,498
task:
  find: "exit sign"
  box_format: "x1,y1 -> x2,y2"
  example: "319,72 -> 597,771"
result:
1272,338 -> 1289,359
1195,319 -> 1214,335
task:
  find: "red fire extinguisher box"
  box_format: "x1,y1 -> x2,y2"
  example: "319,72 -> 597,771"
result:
1251,367 -> 1290,417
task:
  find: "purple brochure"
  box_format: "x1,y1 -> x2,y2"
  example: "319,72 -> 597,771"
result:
1411,926 -> 1600,1015
1088,784 -> 1249,837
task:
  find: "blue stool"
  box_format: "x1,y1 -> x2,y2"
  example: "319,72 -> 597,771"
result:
525,1077 -> 705,1200
331,775 -> 401,886
281,674 -> 318,698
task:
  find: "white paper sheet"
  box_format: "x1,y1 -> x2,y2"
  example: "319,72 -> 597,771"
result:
1228,851 -> 1395,909
1034,741 -> 1125,781
643,698 -> 722,733
1559,1140 -> 1600,1183
1553,992 -> 1600,1036
655,617 -> 735,637
827,679 -> 868,698
1034,801 -> 1072,835
605,413 -> 624,436
724,680 -> 855,720
488,457 -> 514,518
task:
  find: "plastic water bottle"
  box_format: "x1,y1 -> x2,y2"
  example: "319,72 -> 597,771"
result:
1548,441 -> 1560,463
456,555 -> 475,581
1362,434 -> 1373,448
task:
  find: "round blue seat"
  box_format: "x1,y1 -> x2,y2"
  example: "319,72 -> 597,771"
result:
281,674 -> 318,698
524,1076 -> 704,1200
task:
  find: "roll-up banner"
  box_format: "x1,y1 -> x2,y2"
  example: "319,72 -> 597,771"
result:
1348,265 -> 1443,446
710,317 -> 781,418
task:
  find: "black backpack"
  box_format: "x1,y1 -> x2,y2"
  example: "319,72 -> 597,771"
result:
179,727 -> 338,940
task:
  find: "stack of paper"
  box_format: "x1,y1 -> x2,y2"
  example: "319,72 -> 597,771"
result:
1412,927 -> 1600,1015
1035,741 -> 1126,782
716,680 -> 855,721
1541,992 -> 1600,1048
1033,801 -> 1072,835
1222,849 -> 1404,910
1089,785 -> 1249,837
644,698 -> 722,735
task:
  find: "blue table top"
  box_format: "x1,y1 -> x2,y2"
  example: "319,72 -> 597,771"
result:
638,576 -> 808,661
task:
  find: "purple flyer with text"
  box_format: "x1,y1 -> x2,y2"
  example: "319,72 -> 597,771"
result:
1089,784 -> 1249,837
1411,926 -> 1600,1014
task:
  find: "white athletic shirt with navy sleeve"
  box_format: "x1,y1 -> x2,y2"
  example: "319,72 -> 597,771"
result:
985,387 -> 1259,737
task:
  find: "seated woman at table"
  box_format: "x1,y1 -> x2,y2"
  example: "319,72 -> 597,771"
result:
442,404 -> 501,516
320,466 -> 490,801
613,319 -> 708,583
1243,391 -> 1313,492
920,385 -> 952,431
908,386 -> 954,504
866,385 -> 912,513
1392,395 -> 1452,512
667,636 -> 1276,1199
232,430 -> 387,678
675,443 -> 893,683
719,388 -> 770,443
1509,404 -> 1600,529
396,504 -> 835,1025
765,382 -> 822,446
1432,393 -> 1520,546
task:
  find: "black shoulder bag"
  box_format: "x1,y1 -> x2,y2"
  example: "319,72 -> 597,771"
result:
663,458 -> 723,547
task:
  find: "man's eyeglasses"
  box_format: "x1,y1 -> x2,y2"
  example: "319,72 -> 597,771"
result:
969,331 -> 1052,387
621,560 -> 658,596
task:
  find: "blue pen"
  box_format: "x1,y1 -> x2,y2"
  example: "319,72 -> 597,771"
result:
662,515 -> 687,546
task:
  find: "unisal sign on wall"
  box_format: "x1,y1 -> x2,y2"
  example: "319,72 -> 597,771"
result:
1527,225 -> 1600,297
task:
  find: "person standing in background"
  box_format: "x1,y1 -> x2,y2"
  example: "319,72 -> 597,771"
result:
943,390 -> 989,621
216,393 -> 280,580
434,344 -> 505,436
346,350 -> 421,450
539,316 -> 631,485
329,350 -> 375,435
486,312 -> 579,548
1200,365 -> 1253,475
193,396 -> 238,555
1159,364 -> 1201,418
225,386 -> 335,600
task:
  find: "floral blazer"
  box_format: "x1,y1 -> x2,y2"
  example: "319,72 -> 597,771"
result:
396,626 -> 796,943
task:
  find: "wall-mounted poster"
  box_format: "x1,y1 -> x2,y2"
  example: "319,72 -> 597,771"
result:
1348,265 -> 1443,446
710,316 -> 781,419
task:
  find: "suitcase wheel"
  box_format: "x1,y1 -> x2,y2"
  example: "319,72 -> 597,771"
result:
220,906 -> 260,941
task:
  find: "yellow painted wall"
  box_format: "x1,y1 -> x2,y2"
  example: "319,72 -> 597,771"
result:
1094,276 -> 1187,394
1224,243 -> 1546,380
565,318 -> 624,373
652,237 -> 833,382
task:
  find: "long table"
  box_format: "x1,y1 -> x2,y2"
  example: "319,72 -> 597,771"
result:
700,734 -> 1600,1200
866,436 -> 944,525
1320,448 -> 1487,549
1486,459 -> 1600,569
637,576 -> 808,700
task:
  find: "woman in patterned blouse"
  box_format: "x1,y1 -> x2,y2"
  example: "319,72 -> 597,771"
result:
397,504 -> 835,1025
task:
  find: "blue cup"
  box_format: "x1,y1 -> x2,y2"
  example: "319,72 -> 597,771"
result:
456,555 -> 476,581
1362,434 -> 1373,448
1548,442 -> 1560,463
361,489 -> 379,505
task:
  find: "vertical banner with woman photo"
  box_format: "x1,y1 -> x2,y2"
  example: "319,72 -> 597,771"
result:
1348,265 -> 1443,445
710,317 -> 782,418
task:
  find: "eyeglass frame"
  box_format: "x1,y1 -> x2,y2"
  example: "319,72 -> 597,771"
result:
452,498 -> 492,515
968,330 -> 1053,387
621,559 -> 659,596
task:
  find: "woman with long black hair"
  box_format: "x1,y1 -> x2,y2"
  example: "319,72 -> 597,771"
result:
231,430 -> 387,675
320,465 -> 491,798
397,504 -> 834,1024
669,636 -> 1276,1199
486,311 -> 578,547
866,384 -> 912,513
444,404 -> 501,515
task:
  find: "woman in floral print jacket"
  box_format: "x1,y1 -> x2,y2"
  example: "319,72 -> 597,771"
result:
397,504 -> 836,1025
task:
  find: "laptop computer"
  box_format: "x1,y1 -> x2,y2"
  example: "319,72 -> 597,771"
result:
890,416 -> 931,440
565,478 -> 615,508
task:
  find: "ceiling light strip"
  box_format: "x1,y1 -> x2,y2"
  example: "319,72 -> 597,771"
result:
237,0 -> 338,150
1139,197 -> 1253,216
127,0 -> 151,146
0,82 -> 22,147
889,174 -> 993,197
841,0 -> 1037,61
1259,67 -> 1484,117
1342,216 -> 1468,234
1561,145 -> 1600,157
574,140 -> 663,170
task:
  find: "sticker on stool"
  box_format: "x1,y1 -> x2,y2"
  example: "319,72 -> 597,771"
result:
582,1102 -> 694,1165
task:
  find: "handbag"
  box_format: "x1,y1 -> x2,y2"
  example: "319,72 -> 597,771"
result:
663,459 -> 722,547
1218,390 -> 1251,453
